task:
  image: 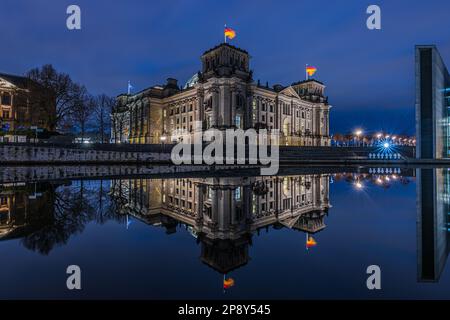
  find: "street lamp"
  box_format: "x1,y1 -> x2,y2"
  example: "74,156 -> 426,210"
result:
354,129 -> 363,146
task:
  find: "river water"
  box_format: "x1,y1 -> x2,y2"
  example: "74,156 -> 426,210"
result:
0,166 -> 449,299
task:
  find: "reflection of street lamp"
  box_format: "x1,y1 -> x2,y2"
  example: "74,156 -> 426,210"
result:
160,135 -> 167,153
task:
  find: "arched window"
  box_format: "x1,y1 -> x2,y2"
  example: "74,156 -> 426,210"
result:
205,96 -> 212,110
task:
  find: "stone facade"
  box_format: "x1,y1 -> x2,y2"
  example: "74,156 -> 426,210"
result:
0,73 -> 56,134
111,43 -> 331,146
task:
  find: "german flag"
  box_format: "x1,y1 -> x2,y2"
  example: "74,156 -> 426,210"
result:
224,27 -> 236,40
306,236 -> 317,249
306,65 -> 317,77
223,277 -> 235,289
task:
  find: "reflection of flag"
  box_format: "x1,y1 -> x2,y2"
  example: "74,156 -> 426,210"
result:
224,27 -> 236,40
306,236 -> 317,249
223,277 -> 235,289
306,66 -> 317,77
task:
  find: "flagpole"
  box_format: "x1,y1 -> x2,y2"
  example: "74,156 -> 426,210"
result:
305,64 -> 308,81
223,274 -> 226,294
306,232 -> 308,250
224,24 -> 227,43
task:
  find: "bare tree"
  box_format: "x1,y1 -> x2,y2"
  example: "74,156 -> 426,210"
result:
26,65 -> 79,131
71,85 -> 95,140
93,94 -> 115,143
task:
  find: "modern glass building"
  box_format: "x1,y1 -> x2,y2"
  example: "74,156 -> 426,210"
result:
416,45 -> 450,159
417,168 -> 450,281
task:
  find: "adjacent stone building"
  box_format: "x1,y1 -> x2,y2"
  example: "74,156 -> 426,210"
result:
111,43 -> 331,146
0,73 -> 56,134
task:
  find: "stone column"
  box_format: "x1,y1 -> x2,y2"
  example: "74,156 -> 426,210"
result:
245,91 -> 253,130
231,87 -> 237,127
211,187 -> 219,230
211,86 -> 219,128
222,84 -> 231,127
230,187 -> 237,225
129,106 -> 133,141
197,89 -> 204,124
195,184 -> 204,223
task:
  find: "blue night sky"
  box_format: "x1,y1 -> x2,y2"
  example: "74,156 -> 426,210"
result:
1,0 -> 450,134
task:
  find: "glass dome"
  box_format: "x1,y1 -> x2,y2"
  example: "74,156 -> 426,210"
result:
183,73 -> 199,89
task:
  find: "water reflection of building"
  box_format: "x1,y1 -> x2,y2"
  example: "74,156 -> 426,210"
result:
110,175 -> 330,273
0,183 -> 54,240
417,168 -> 450,282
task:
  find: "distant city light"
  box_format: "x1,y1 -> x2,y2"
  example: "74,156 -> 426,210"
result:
355,129 -> 363,136
376,178 -> 383,184
383,142 -> 390,149
376,133 -> 382,139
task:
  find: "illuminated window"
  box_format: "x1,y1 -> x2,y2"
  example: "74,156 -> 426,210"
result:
234,187 -> 241,200
235,115 -> 241,128
252,99 -> 257,122
283,178 -> 290,194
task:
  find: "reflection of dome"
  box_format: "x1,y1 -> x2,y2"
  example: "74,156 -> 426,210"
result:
200,235 -> 250,274
183,73 -> 199,89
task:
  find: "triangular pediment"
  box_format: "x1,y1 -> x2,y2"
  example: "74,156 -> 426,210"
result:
279,86 -> 301,99
0,77 -> 17,89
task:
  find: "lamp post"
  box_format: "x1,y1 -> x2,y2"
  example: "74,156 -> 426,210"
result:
354,129 -> 363,146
